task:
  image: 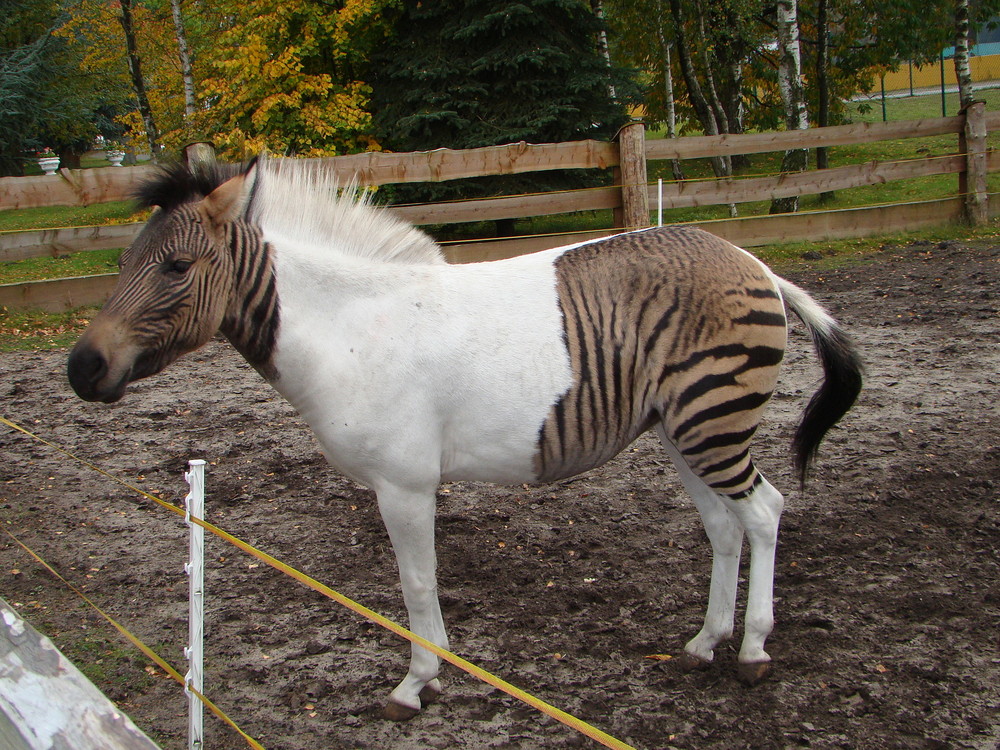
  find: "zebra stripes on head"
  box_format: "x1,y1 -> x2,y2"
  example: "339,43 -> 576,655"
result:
67,161 -> 281,402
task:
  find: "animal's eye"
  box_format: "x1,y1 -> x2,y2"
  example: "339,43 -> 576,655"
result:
167,259 -> 193,275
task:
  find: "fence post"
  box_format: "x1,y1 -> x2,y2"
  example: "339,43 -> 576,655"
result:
183,459 -> 206,750
184,142 -> 216,167
615,122 -> 649,230
959,100 -> 988,225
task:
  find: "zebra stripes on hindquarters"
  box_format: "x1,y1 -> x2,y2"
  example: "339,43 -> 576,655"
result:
535,226 -> 787,497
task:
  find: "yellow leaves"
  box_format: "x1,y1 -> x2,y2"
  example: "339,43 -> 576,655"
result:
192,1 -> 380,158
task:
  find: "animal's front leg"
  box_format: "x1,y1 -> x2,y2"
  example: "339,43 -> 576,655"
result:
375,482 -> 449,720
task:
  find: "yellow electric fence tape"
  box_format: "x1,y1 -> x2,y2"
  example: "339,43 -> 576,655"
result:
1,525 -> 266,750
1,416 -> 637,750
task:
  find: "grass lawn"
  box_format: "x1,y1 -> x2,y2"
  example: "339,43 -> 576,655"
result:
0,248 -> 121,285
0,201 -> 146,232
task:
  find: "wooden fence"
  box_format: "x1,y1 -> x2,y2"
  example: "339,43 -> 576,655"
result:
0,597 -> 161,749
1,104 -> 997,311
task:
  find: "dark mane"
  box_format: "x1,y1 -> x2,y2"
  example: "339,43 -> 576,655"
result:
134,160 -> 246,212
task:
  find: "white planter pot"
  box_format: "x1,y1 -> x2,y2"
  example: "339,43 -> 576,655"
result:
37,156 -> 60,176
106,151 -> 125,167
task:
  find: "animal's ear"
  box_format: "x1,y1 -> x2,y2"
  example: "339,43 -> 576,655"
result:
199,160 -> 258,233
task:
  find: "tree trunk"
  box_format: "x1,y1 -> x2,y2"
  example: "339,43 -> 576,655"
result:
816,0 -> 833,202
694,4 -> 735,215
697,7 -> 730,138
770,0 -> 809,214
170,0 -> 197,119
655,0 -> 684,181
590,0 -> 617,102
668,0 -> 729,179
954,0 -> 975,110
119,0 -> 161,161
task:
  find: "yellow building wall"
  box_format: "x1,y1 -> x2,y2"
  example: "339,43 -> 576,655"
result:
881,54 -> 1000,91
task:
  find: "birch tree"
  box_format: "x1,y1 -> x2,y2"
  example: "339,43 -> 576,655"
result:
169,0 -> 196,119
770,0 -> 808,214
953,0 -> 974,110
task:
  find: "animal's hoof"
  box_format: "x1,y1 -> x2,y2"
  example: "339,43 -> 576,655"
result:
677,651 -> 712,673
418,683 -> 441,707
383,700 -> 421,722
737,660 -> 772,686
382,683 -> 441,721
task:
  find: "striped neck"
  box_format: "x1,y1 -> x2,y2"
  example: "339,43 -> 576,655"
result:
220,223 -> 281,380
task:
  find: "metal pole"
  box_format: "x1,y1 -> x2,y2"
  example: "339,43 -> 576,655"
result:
941,49 -> 947,117
657,178 -> 663,227
184,459 -> 206,750
881,75 -> 887,122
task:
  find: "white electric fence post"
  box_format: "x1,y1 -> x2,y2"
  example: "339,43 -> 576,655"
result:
183,459 -> 206,750
657,178 -> 663,227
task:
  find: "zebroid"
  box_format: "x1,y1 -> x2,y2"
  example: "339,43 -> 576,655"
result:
67,157 -> 864,720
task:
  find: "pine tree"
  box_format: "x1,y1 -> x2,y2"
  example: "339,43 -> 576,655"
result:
368,0 -> 632,210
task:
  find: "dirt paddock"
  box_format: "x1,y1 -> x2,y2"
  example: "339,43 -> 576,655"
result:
1,239 -> 998,749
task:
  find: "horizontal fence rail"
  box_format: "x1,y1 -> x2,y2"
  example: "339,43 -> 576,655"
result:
316,139 -> 619,186
1,223 -> 144,262
0,165 -> 155,211
644,115 -> 971,160
648,153 -> 967,209
1,105 -> 995,311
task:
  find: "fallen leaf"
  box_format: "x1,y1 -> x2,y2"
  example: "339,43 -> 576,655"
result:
644,654 -> 673,661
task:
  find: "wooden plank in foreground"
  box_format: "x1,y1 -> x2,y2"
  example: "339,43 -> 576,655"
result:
0,598 -> 160,750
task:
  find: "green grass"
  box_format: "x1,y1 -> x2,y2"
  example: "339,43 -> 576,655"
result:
0,306 -> 96,352
849,85 -> 1000,122
0,201 -> 145,232
0,248 -> 121,285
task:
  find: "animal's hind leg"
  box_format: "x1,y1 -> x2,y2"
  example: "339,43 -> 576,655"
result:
720,475 -> 784,684
657,428 -> 744,668
657,428 -> 784,684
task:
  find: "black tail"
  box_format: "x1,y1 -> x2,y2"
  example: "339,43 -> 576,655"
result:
776,277 -> 864,487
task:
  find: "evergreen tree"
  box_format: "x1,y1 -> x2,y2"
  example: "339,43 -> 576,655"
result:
368,0 -> 633,212
0,0 -> 131,175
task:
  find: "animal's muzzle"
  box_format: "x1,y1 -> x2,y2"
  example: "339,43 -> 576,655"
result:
67,343 -> 127,402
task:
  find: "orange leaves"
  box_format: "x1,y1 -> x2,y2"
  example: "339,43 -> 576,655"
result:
192,0 -> 383,158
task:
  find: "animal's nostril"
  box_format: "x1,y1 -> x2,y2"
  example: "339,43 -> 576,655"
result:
67,346 -> 108,396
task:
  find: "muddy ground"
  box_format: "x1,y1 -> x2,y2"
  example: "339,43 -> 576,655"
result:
1,239 -> 998,750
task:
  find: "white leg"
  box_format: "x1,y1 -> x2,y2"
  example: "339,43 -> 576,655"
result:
375,482 -> 449,720
658,428 -> 784,683
657,429 -> 744,665
719,477 -> 784,683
